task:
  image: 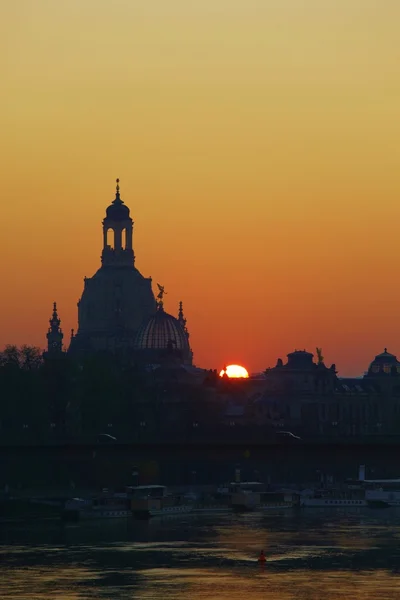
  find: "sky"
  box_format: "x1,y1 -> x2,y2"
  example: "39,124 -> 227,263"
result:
1,0 -> 400,376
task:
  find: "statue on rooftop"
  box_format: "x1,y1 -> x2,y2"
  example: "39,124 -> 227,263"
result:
157,284 -> 166,301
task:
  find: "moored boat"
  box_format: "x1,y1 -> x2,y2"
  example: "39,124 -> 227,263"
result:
299,487 -> 367,508
229,482 -> 297,512
121,485 -> 193,519
62,494 -> 132,521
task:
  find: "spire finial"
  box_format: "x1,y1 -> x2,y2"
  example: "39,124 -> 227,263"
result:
178,300 -> 188,335
51,302 -> 59,322
115,178 -> 120,201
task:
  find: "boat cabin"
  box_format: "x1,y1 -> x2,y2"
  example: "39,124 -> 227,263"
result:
125,485 -> 168,499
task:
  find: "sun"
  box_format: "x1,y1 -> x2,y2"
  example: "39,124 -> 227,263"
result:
219,364 -> 249,379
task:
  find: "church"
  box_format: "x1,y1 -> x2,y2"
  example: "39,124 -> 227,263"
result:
45,180 -> 193,366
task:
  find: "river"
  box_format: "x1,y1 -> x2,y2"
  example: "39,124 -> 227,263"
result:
1,508 -> 400,599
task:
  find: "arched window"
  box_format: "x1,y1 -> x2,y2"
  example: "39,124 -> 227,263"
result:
106,228 -> 115,249
122,228 -> 127,250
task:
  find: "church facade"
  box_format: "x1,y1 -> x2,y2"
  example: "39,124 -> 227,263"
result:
46,180 -> 193,365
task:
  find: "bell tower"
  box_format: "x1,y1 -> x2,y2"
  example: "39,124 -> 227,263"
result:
69,179 -> 156,355
46,302 -> 63,354
101,179 -> 134,267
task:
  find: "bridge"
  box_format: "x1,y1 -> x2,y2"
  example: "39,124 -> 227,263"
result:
1,438 -> 400,493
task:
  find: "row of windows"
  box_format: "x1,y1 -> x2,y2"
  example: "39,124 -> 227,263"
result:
371,365 -> 400,374
323,500 -> 364,505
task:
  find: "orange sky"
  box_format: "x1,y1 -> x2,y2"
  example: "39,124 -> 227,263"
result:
1,0 -> 400,376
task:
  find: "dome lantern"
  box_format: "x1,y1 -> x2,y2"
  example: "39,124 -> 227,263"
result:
102,178 -> 135,267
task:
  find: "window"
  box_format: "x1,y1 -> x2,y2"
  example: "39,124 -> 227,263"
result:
106,228 -> 114,249
140,421 -> 146,427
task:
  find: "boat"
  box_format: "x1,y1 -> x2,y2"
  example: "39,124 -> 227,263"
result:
62,483 -> 233,521
299,465 -> 400,508
62,494 -> 132,521
122,485 -> 194,519
62,486 -> 193,521
126,484 -> 237,518
299,487 -> 367,507
229,482 -> 297,512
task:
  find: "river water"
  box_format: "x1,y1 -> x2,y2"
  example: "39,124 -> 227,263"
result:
1,508 -> 400,599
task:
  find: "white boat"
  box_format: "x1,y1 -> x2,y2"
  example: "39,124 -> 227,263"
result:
299,488 -> 367,508
62,495 -> 132,520
123,485 -> 194,519
62,484 -> 233,521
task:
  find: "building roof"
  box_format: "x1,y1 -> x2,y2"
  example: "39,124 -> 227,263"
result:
372,348 -> 399,363
336,378 -> 380,394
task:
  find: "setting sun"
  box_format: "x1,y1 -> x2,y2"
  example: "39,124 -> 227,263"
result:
219,365 -> 249,379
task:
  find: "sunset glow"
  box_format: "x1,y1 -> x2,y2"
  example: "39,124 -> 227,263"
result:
1,2 -> 400,375
219,365 -> 249,379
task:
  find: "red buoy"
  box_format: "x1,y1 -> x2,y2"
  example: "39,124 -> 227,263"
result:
258,550 -> 266,563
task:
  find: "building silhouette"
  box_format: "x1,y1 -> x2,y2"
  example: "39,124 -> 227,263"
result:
37,181 -> 400,442
47,180 -> 192,365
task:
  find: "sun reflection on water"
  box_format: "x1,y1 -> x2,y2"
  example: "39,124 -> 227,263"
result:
1,511 -> 400,599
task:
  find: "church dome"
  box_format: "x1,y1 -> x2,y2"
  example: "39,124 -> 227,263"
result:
134,307 -> 190,353
367,348 -> 400,376
106,201 -> 130,221
105,179 -> 131,221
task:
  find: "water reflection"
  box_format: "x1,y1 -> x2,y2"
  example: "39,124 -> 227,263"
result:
1,510 -> 400,599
